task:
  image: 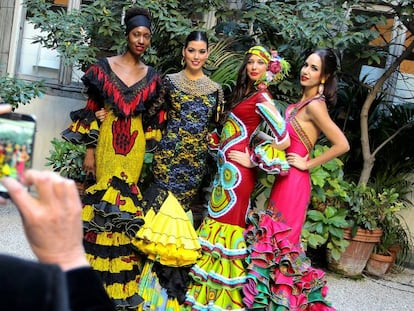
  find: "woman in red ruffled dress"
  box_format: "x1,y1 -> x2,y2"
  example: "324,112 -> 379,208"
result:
185,46 -> 290,310
243,48 -> 350,310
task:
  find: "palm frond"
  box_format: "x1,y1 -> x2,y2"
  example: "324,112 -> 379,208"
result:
204,38 -> 243,92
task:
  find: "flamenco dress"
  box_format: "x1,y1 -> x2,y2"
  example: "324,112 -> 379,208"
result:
62,58 -> 162,310
242,96 -> 336,310
185,89 -> 289,310
127,71 -> 223,310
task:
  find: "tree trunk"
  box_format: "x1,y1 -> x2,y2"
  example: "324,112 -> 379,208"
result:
359,154 -> 375,186
358,38 -> 414,186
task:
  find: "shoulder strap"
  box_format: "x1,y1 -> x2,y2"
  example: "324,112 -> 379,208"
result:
288,95 -> 324,120
299,95 -> 324,110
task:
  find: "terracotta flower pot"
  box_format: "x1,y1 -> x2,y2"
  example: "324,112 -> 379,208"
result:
388,244 -> 401,261
365,253 -> 394,277
327,227 -> 383,277
385,244 -> 401,273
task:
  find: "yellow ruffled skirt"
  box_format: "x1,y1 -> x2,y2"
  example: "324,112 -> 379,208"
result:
132,191 -> 201,267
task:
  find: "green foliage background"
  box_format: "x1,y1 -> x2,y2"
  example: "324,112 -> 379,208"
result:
15,0 -> 414,261
11,0 -> 412,179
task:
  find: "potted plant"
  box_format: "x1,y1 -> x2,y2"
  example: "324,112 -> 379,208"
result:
327,184 -> 408,277
327,183 -> 384,276
365,215 -> 399,277
45,138 -> 87,195
365,190 -> 413,276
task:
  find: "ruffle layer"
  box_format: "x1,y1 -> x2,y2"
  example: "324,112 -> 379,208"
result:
137,261 -> 186,310
251,139 -> 290,175
185,283 -> 245,311
137,260 -> 191,307
131,191 -> 201,267
82,178 -> 145,309
185,217 -> 247,310
61,112 -> 100,147
83,231 -> 144,309
243,211 -> 335,310
255,102 -> 287,143
82,176 -> 143,232
82,59 -> 161,118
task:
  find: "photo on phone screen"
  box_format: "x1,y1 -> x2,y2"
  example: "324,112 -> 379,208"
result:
0,112 -> 36,198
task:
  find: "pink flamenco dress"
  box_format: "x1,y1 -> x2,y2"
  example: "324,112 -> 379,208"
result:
185,88 -> 289,310
242,96 -> 336,310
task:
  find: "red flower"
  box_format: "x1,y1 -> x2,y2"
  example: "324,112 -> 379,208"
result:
269,60 -> 281,74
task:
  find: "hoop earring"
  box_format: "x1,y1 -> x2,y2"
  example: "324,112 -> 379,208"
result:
318,78 -> 325,96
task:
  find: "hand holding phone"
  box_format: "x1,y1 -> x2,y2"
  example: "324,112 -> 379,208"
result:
0,112 -> 36,198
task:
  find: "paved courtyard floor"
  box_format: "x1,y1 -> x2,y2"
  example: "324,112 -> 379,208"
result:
1,200 -> 413,310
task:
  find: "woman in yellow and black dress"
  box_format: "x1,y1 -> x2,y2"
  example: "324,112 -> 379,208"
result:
61,7 -> 162,310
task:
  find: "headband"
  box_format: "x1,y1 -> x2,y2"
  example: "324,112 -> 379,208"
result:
125,15 -> 151,35
246,46 -> 271,64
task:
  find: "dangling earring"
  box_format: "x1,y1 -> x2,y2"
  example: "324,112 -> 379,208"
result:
215,101 -> 222,123
318,78 -> 325,96
181,57 -> 185,67
215,91 -> 222,123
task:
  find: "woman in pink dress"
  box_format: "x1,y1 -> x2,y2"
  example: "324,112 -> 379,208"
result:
16,145 -> 30,182
185,46 -> 290,310
243,48 -> 350,310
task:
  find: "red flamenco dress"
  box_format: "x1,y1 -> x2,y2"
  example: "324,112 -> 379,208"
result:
243,96 -> 336,310
185,89 -> 289,310
61,58 -> 162,309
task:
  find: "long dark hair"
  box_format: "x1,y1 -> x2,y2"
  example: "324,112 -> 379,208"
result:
312,48 -> 338,106
228,53 -> 255,107
184,31 -> 209,49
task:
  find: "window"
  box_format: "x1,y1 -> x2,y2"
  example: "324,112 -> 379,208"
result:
353,7 -> 414,105
15,0 -> 88,87
369,16 -> 414,74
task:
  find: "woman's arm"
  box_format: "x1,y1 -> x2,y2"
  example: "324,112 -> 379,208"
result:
83,147 -> 96,176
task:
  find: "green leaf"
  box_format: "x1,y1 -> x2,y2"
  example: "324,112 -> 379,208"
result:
324,206 -> 337,218
308,234 -> 327,248
307,210 -> 325,221
329,248 -> 341,261
328,227 -> 344,239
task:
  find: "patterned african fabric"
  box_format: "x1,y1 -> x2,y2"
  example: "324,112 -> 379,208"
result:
149,71 -> 222,210
128,71 -> 223,308
61,57 -> 162,310
242,96 -> 336,310
185,89 -> 289,310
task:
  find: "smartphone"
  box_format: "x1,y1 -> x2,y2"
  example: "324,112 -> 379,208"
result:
0,112 -> 37,198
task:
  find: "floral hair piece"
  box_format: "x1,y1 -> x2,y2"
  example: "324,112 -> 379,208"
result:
267,50 -> 290,83
246,46 -> 290,89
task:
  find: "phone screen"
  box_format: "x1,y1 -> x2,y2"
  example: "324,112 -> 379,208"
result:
0,112 -> 36,198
